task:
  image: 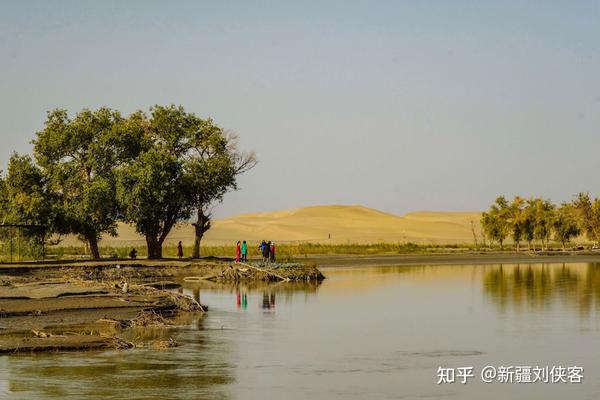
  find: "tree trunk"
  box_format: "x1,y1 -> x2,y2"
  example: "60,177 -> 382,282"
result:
470,220 -> 478,250
192,209 -> 211,259
146,236 -> 162,259
516,241 -> 520,252
192,226 -> 203,259
86,233 -> 100,259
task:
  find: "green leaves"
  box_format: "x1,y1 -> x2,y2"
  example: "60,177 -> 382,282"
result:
481,196 -> 511,248
117,146 -> 191,238
31,107 -> 132,257
482,194 -> 594,250
0,153 -> 65,243
3,104 -> 256,259
572,192 -> 600,244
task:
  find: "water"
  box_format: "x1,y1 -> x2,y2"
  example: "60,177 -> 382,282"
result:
2,263 -> 600,399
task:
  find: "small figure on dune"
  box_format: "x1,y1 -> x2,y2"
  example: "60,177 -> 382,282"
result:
235,241 -> 241,262
241,240 -> 248,262
177,241 -> 184,259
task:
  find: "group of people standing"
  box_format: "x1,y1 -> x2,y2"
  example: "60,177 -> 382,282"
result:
235,240 -> 276,263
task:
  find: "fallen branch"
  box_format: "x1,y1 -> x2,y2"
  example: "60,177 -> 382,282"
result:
183,274 -> 221,282
238,263 -> 290,282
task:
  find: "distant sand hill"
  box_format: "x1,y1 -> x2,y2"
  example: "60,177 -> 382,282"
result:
67,205 -> 483,247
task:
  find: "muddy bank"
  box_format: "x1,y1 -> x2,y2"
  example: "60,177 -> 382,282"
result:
0,260 -> 325,282
0,261 -> 324,353
0,276 -> 202,353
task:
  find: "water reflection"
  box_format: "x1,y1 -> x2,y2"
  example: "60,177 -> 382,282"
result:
483,263 -> 600,314
181,279 -> 322,309
2,313 -> 236,399
3,264 -> 600,400
261,292 -> 276,311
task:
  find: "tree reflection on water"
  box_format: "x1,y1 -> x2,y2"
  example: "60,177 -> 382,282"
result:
483,263 -> 600,314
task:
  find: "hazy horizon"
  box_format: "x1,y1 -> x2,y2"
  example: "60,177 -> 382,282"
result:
2,0 -> 599,218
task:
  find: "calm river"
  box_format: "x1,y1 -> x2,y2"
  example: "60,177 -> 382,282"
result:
1,263 -> 600,399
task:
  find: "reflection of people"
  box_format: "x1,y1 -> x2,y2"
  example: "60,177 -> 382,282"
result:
177,241 -> 183,258
129,248 -> 137,259
241,240 -> 248,262
262,292 -> 276,310
235,241 -> 241,262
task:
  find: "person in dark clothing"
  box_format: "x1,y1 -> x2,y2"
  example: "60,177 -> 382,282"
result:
129,248 -> 137,259
177,241 -> 184,259
269,241 -> 276,262
261,240 -> 270,262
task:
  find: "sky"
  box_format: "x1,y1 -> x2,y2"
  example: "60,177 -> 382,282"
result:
1,0 -> 599,218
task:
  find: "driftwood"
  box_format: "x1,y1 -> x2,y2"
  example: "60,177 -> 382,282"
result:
184,263 -> 290,282
238,263 -> 290,282
183,274 -> 221,282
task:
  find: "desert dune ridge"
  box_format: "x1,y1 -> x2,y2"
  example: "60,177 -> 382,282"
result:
57,205 -> 483,247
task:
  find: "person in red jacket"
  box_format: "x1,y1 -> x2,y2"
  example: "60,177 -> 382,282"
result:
235,241 -> 241,262
269,241 -> 276,262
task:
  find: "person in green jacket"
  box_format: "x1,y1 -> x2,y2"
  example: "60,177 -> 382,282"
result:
241,240 -> 248,262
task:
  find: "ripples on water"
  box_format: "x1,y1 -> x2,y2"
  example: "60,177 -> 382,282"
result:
2,263 -> 600,399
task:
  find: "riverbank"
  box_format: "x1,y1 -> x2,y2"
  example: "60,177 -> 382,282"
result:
300,252 -> 600,268
0,261 -> 324,353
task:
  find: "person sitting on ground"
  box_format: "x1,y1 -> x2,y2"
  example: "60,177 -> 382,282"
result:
177,241 -> 184,259
129,248 -> 137,259
241,240 -> 248,262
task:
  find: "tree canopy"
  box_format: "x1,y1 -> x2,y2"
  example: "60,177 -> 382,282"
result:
481,194 -> 594,251
1,105 -> 256,259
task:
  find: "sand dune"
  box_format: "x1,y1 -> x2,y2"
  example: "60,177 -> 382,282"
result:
76,205 -> 483,247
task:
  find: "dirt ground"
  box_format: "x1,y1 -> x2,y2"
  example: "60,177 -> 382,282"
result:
0,260 -> 324,353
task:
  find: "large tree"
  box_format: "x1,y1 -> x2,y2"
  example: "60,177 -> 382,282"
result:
522,199 -> 537,251
116,105 -> 200,259
33,108 -> 141,258
509,196 -> 525,251
117,145 -> 192,259
553,203 -> 581,250
116,105 -> 256,259
185,126 -> 256,259
0,154 -> 65,257
572,192 -> 600,245
481,196 -> 510,249
532,198 -> 555,251
1,154 -> 57,227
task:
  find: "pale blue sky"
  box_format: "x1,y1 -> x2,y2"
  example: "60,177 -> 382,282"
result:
1,0 -> 599,217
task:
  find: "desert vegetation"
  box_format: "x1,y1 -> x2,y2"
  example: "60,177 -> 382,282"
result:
481,194 -> 600,251
0,105 -> 255,259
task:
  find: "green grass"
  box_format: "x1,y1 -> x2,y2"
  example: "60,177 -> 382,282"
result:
36,241 -> 480,261
5,240 -> 588,262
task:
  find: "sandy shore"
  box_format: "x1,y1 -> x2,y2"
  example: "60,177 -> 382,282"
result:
302,252 -> 600,268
